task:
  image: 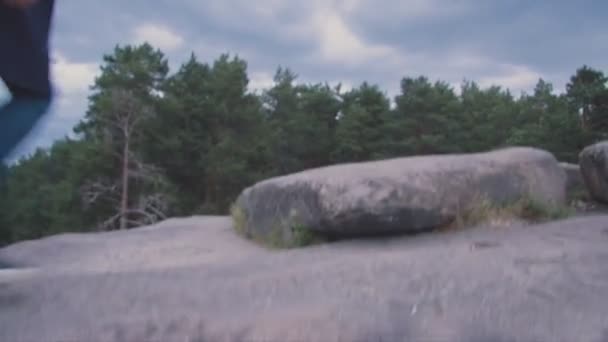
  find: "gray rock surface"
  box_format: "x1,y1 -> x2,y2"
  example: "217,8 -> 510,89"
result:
2,215 -> 608,342
580,141 -> 608,203
560,162 -> 587,198
236,147 -> 567,242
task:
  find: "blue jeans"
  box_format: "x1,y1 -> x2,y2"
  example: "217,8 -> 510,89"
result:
0,82 -> 51,162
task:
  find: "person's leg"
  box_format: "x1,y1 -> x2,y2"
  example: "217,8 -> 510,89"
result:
0,82 -> 51,161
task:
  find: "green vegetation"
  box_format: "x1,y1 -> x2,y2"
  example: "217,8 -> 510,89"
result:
2,41 -> 607,246
517,197 -> 574,222
567,188 -> 592,203
448,195 -> 574,231
230,204 -> 248,237
285,222 -> 326,249
230,204 -> 324,249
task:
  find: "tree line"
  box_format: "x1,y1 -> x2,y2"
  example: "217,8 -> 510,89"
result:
0,43 -> 606,246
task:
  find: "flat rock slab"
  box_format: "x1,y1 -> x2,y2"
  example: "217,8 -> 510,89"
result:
236,147 -> 567,243
2,215 -> 608,342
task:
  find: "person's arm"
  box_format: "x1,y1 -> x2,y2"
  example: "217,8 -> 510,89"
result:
2,0 -> 40,9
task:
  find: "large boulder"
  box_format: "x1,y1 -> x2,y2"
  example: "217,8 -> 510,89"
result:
234,147 -> 567,243
579,141 -> 608,203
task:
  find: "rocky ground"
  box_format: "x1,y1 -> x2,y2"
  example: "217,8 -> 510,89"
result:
2,214 -> 608,341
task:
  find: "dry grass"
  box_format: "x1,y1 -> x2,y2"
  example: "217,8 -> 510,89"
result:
443,194 -> 574,232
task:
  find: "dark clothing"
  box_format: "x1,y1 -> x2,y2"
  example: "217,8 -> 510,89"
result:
0,0 -> 55,161
0,0 -> 55,96
0,82 -> 51,160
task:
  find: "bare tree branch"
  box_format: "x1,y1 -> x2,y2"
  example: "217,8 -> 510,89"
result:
81,179 -> 120,207
96,213 -> 122,231
87,86 -> 168,231
129,157 -> 164,183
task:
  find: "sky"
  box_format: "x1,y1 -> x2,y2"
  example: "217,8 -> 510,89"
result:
3,0 -> 607,160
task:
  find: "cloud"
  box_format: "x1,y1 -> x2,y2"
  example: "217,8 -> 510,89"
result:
8,0 -> 605,160
248,71 -> 275,92
132,23 -> 184,51
479,64 -> 543,94
342,0 -> 471,20
429,51 -> 544,94
311,10 -> 397,66
51,53 -> 98,95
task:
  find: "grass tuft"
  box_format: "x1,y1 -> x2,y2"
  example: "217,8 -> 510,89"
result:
445,194 -> 573,231
230,204 -> 248,237
286,222 -> 326,248
516,197 -> 573,222
230,204 -> 325,249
